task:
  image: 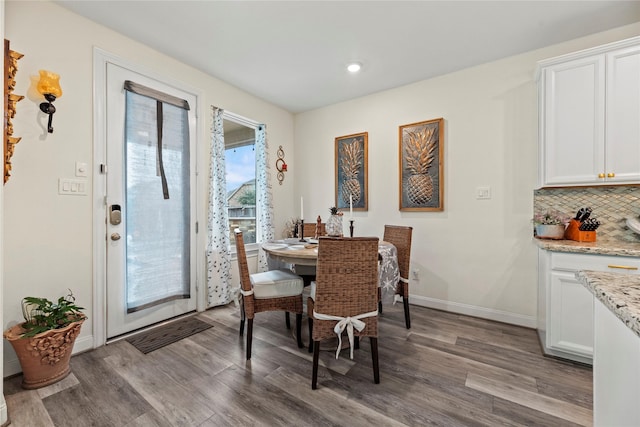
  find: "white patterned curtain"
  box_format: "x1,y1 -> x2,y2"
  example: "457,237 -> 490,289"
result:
206,106 -> 233,307
256,124 -> 275,272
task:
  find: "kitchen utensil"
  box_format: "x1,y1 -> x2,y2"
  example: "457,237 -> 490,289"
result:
575,208 -> 586,220
578,207 -> 592,222
579,218 -> 600,231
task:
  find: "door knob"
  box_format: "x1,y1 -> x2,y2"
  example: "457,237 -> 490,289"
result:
607,172 -> 615,178
598,173 -> 605,178
111,233 -> 121,241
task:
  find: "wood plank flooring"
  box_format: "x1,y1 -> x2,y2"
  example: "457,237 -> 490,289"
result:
3,302 -> 593,426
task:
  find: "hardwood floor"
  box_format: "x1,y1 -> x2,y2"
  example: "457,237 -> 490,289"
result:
4,302 -> 593,426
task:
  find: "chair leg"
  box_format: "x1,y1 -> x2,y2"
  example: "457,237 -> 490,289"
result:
312,340 -> 320,389
354,336 -> 360,350
246,318 -> 253,360
296,313 -> 303,348
239,300 -> 246,337
378,300 -> 383,314
403,296 -> 411,329
285,311 -> 291,329
378,287 -> 383,314
308,317 -> 314,353
371,337 -> 380,384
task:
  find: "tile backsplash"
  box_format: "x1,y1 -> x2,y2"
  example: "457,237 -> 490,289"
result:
534,186 -> 640,243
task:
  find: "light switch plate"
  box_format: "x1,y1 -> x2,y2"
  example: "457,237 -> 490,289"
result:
59,178 -> 87,196
476,186 -> 491,200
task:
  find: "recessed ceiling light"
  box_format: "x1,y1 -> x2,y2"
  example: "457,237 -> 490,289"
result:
347,63 -> 361,73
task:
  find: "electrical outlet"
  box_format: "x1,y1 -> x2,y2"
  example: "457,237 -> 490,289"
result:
411,269 -> 419,280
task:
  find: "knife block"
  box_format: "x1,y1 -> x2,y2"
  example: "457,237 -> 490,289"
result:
564,219 -> 596,242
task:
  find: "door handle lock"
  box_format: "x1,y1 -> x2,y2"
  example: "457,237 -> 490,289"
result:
111,233 -> 121,241
109,204 -> 122,225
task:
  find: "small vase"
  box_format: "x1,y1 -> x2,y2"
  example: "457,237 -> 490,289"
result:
535,224 -> 566,240
326,214 -> 343,237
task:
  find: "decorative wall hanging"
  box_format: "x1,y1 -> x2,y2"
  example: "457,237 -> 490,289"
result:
399,118 -> 444,211
335,132 -> 368,211
275,145 -> 287,185
4,39 -> 24,184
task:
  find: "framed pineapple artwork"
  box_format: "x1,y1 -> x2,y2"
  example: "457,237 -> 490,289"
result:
335,132 -> 368,212
399,118 -> 444,211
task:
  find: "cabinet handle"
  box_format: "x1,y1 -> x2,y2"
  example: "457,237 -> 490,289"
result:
607,172 -> 615,178
608,264 -> 638,270
598,173 -> 605,178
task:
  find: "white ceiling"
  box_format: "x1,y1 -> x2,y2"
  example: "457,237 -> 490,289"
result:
55,0 -> 640,113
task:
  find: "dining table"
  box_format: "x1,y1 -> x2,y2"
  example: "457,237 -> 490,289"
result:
262,238 -> 401,302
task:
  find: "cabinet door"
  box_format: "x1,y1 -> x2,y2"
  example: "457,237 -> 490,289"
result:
548,270 -> 594,357
594,299 -> 640,426
606,44 -> 640,183
541,55 -> 605,186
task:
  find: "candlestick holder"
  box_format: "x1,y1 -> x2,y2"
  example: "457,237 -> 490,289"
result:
299,219 -> 306,242
349,220 -> 354,237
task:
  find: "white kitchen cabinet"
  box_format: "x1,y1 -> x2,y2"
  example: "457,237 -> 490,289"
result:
594,298 -> 640,426
538,36 -> 640,187
538,250 -> 640,364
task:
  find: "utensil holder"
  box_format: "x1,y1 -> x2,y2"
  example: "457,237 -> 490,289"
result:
565,219 -> 596,242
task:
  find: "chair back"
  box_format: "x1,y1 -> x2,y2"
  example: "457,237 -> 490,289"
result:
314,237 -> 379,319
234,229 -> 255,315
303,222 -> 326,238
383,225 -> 413,281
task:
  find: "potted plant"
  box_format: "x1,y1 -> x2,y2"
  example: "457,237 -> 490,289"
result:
325,206 -> 344,236
3,290 -> 86,389
533,209 -> 571,239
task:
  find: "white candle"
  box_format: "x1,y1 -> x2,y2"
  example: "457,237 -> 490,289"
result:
349,194 -> 353,218
300,197 -> 304,219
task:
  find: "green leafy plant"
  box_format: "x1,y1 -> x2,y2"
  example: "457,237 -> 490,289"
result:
21,290 -> 85,338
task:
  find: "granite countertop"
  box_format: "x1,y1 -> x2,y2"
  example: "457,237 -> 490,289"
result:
576,270 -> 640,339
534,238 -> 640,257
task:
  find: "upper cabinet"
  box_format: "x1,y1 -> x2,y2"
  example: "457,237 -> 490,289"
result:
538,37 -> 640,187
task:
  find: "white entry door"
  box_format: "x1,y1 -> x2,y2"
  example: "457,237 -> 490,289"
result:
105,62 -> 197,339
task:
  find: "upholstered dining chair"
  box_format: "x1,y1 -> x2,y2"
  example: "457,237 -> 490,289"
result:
234,229 -> 304,360
307,236 -> 380,389
383,225 -> 413,329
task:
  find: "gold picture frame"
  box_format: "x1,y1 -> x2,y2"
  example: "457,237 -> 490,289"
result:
399,118 -> 444,211
335,132 -> 368,211
4,39 -> 24,184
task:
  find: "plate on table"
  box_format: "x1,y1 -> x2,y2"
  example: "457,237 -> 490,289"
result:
306,238 -> 319,244
263,243 -> 287,250
287,245 -> 306,250
284,238 -> 301,244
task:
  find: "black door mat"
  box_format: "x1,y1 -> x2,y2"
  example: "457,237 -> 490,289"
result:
126,317 -> 213,354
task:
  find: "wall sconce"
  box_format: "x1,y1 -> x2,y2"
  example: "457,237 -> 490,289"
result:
36,70 -> 62,133
275,145 -> 287,185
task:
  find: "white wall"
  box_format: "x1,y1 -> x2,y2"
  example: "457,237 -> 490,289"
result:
2,1 -> 294,376
294,22 -> 640,326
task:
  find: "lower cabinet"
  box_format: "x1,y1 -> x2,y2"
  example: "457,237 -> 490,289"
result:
538,250 -> 640,364
594,298 -> 640,426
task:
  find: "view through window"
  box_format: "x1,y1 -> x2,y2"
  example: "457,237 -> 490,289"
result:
224,119 -> 256,244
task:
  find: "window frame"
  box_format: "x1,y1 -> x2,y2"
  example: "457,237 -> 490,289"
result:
222,111 -> 261,256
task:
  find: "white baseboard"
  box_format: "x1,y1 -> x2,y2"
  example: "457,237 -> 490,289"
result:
4,334 -> 94,378
410,295 -> 537,329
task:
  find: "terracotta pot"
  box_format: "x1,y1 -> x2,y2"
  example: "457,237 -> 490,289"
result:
3,317 -> 85,389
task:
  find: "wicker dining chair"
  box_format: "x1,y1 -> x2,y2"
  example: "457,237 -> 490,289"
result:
302,222 -> 326,238
307,236 -> 380,389
383,225 -> 413,329
234,229 -> 304,360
